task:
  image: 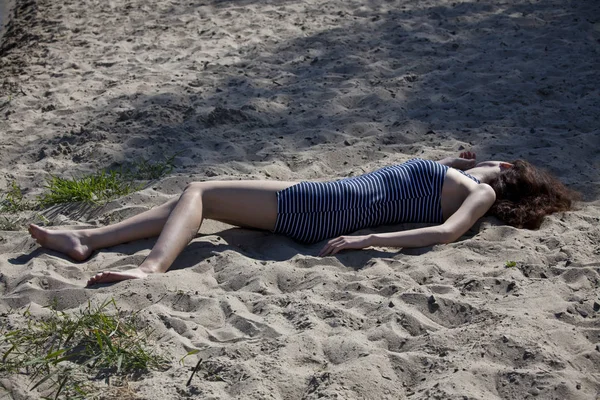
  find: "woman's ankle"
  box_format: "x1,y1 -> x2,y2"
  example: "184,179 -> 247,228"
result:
74,229 -> 96,250
139,260 -> 165,274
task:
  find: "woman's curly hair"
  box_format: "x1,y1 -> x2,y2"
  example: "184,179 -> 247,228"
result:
487,160 -> 579,229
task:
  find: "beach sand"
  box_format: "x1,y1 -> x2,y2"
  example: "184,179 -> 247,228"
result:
0,0 -> 14,46
1,0 -> 599,398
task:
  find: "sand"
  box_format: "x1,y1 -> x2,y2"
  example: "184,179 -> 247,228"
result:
1,0 -> 599,398
0,1 -> 11,41
0,0 -> 13,50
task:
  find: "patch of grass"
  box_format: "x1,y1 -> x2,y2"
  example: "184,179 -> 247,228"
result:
0,213 -> 52,231
0,215 -> 21,231
33,212 -> 53,226
36,153 -> 180,207
0,181 -> 31,212
38,171 -> 140,207
0,299 -> 168,399
505,260 -> 517,268
126,153 -> 180,181
0,181 -> 32,230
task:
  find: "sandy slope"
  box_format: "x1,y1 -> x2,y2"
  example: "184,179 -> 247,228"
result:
0,0 -> 14,46
1,0 -> 599,398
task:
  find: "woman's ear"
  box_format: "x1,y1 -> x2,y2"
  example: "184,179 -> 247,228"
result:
500,162 -> 513,170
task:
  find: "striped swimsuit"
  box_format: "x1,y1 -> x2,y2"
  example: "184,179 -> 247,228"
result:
273,158 -> 480,244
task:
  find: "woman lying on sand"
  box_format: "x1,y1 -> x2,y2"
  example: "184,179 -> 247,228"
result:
28,152 -> 576,286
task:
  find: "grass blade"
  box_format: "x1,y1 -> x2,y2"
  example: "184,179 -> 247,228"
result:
186,358 -> 203,387
54,374 -> 69,400
45,349 -> 67,361
30,369 -> 60,390
116,354 -> 123,374
2,344 -> 17,362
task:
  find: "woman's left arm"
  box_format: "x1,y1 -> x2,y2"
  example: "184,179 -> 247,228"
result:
438,151 -> 477,170
319,184 -> 496,256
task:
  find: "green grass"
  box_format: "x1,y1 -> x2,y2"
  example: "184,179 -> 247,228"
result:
0,181 -> 31,212
37,154 -> 180,207
125,153 -> 180,181
0,154 -> 179,223
0,299 -> 168,399
38,170 -> 140,207
0,215 -> 21,231
0,213 -> 53,231
0,181 -> 32,230
505,260 -> 517,268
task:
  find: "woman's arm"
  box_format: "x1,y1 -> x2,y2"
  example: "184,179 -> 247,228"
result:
438,184 -> 496,242
438,151 -> 477,170
318,184 -> 496,256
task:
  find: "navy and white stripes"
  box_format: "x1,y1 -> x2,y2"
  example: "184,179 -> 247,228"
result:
273,158 -> 461,244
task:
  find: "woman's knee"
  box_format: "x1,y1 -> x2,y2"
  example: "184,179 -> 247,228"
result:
183,182 -> 206,197
183,182 -> 216,216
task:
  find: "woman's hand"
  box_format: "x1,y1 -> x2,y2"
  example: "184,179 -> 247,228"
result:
459,151 -> 476,160
319,235 -> 372,256
452,151 -> 476,170
438,152 -> 477,170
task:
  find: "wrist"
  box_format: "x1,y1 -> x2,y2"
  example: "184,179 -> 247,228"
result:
438,157 -> 456,167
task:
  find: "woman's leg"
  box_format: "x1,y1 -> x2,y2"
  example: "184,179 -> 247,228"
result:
29,180 -> 295,285
29,198 -> 179,261
86,180 -> 294,285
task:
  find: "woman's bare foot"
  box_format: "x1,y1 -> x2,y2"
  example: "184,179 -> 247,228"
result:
86,266 -> 151,286
28,224 -> 93,262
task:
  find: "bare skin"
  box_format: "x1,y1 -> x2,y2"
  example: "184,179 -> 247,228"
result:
29,153 -> 508,286
30,180 -> 295,285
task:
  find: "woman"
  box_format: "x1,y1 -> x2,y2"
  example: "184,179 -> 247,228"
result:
28,152 -> 577,286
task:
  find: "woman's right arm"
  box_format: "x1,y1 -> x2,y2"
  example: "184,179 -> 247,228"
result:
370,185 -> 496,246
436,184 -> 496,243
318,184 -> 496,256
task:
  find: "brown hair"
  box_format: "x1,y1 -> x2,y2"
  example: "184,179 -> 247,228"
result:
487,160 -> 579,229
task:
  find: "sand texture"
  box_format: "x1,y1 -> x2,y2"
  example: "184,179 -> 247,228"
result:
1,0 -> 600,398
0,0 -> 14,46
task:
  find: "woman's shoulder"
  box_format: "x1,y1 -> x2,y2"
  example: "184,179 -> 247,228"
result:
444,167 -> 486,190
452,168 -> 481,184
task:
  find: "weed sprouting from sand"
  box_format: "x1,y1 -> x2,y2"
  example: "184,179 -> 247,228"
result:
0,181 -> 31,212
505,260 -> 517,268
0,181 -> 32,230
0,215 -> 21,231
0,298 -> 168,399
179,349 -> 200,366
0,155 -> 179,222
125,152 -> 180,181
38,171 -> 140,207
36,153 -> 180,207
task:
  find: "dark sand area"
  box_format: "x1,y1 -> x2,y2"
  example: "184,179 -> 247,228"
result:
0,0 -> 14,45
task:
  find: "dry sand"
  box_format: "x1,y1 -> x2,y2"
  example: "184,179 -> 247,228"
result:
0,0 -> 14,53
1,0 -> 599,398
